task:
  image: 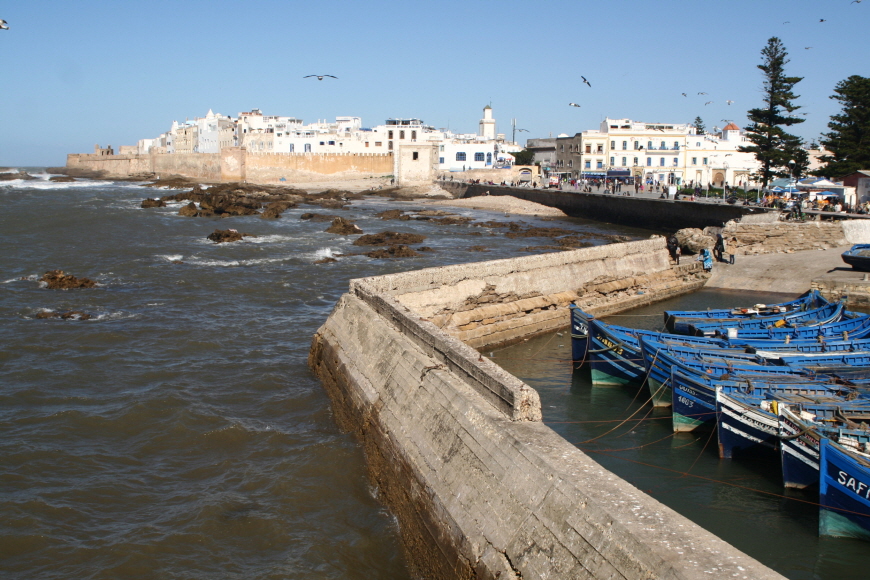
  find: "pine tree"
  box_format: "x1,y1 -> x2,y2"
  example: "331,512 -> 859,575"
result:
739,37 -> 805,188
693,116 -> 706,135
817,75 -> 870,177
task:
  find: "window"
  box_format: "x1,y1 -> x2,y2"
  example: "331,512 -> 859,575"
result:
647,141 -> 653,150
439,157 -> 444,164
691,157 -> 696,165
375,141 -> 382,147
412,131 -> 417,140
399,130 -> 405,139
660,141 -> 666,149
622,141 -> 627,150
673,141 -> 679,150
568,160 -> 573,167
560,145 -> 564,151
319,141 -> 325,146
596,160 -> 603,169
388,130 -> 393,139
388,141 -> 393,150
633,157 -> 638,166
673,157 -> 678,166
289,143 -> 295,153
412,151 -> 419,160
621,157 -> 627,166
439,145 -> 444,152
486,152 -> 492,165
474,152 -> 485,162
610,157 -> 615,165
585,145 -> 591,153
597,145 -> 603,153
304,143 -> 311,152
328,141 -> 335,145
456,152 -> 466,161
647,157 -> 652,166
610,141 -> 615,149
703,157 -> 708,165
660,158 -> 665,166
634,141 -> 640,150
584,160 -> 591,169
365,142 -> 369,148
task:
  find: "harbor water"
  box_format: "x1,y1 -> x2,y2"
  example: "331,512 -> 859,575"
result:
0,174 -> 651,579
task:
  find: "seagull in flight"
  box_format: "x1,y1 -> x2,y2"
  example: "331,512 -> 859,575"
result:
698,92 -> 708,95
726,100 -> 734,105
704,101 -> 713,106
805,46 -> 813,50
853,0 -> 862,4
783,21 -> 790,24
303,75 -> 337,81
568,103 -> 581,107
0,19 -> 8,30
681,92 -> 687,97
581,76 -> 591,87
820,18 -> 826,22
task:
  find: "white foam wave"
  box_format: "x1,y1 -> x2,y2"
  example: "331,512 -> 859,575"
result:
186,255 -> 293,267
313,247 -> 340,260
3,274 -> 38,284
158,254 -> 184,262
0,179 -> 116,190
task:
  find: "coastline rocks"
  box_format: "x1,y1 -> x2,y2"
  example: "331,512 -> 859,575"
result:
300,213 -> 341,222
0,171 -> 36,181
675,228 -> 715,255
375,209 -> 410,220
36,310 -> 91,321
353,231 -> 427,246
49,176 -> 76,182
259,201 -> 297,219
365,245 -> 420,259
41,270 -> 97,289
141,198 -> 167,208
314,257 -> 338,264
179,202 -> 200,217
207,229 -> 256,244
325,217 -> 363,235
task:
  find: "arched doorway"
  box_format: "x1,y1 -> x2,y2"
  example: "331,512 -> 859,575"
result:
714,172 -> 725,185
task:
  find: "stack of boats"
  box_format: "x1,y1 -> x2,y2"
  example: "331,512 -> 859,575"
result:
570,290 -> 870,541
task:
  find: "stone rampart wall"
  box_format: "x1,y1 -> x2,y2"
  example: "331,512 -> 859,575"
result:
245,152 -> 393,183
308,243 -> 783,579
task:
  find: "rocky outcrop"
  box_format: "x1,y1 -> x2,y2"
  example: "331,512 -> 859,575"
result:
376,209 -> 411,220
675,228 -> 715,255
353,231 -> 427,246
325,217 -> 363,235
259,201 -> 297,219
41,270 -> 97,289
365,245 -> 421,258
0,171 -> 35,181
314,257 -> 338,264
35,310 -> 91,320
49,176 -> 76,182
206,229 -> 256,244
716,221 -> 849,255
141,198 -> 166,208
179,202 -> 200,217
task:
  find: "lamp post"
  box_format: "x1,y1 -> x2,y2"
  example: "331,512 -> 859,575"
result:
788,159 -> 796,197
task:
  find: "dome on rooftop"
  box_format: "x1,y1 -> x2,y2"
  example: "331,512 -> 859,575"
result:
723,122 -> 740,131
558,133 -> 569,138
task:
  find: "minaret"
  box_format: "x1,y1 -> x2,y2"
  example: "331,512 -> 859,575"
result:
479,105 -> 496,140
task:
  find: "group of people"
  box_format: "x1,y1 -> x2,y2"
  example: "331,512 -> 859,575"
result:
666,233 -> 734,271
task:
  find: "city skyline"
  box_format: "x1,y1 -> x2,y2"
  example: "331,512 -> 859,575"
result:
0,0 -> 867,166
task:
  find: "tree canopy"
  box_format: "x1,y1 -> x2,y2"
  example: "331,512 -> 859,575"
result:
739,37 -> 805,188
693,116 -> 706,135
816,75 -> 870,177
512,148 -> 535,166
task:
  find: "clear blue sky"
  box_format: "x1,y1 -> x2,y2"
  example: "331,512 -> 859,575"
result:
0,0 -> 867,166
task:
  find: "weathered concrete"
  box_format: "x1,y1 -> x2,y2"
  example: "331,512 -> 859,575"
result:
309,240 -> 784,580
439,181 -> 770,231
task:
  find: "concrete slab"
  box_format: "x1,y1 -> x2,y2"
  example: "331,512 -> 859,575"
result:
705,245 -> 853,293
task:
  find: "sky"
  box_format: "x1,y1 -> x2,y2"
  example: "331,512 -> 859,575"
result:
0,0 -> 867,166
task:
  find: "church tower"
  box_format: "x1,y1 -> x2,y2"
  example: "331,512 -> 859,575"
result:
479,105 -> 496,140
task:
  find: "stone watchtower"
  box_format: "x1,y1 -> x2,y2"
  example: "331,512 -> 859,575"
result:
479,105 -> 496,140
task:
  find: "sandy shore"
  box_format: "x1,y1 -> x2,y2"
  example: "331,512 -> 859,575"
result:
423,195 -> 567,217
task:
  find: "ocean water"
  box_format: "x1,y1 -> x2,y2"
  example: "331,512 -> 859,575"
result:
0,172 -> 654,579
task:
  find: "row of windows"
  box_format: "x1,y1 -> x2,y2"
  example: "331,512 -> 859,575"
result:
455,152 -> 492,162
582,157 -> 682,169
387,130 -> 417,140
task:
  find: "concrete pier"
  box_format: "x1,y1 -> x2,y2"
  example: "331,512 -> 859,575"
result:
309,239 -> 785,579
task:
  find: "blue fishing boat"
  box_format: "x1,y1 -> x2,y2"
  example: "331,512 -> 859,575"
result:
841,244 -> 870,272
779,404 -> 870,490
687,302 -> 847,336
730,337 -> 870,354
704,314 -> 870,341
819,437 -> 870,540
663,289 -> 829,333
716,389 -> 781,459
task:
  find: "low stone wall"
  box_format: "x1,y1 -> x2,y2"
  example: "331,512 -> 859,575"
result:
308,241 -> 783,580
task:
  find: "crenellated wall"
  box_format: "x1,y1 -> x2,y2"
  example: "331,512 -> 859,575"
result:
308,241 -> 784,580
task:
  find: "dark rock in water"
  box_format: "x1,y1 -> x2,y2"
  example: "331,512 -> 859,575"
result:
325,218 -> 363,235
432,216 -> 474,225
375,209 -> 409,220
353,231 -> 426,246
417,246 -> 435,252
0,171 -> 36,181
207,229 -> 256,244
314,257 -> 338,264
141,198 -> 166,208
35,310 -> 91,320
179,202 -> 199,217
259,201 -> 297,219
49,176 -> 76,182
41,270 -> 97,289
260,206 -> 283,219
301,213 -> 341,222
365,245 -> 420,258
468,245 -> 489,252
473,221 -> 510,228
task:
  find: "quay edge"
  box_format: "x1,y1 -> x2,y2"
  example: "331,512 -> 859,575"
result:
308,239 -> 786,580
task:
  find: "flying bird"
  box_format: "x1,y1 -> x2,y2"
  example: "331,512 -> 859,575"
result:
303,75 -> 337,81
853,0 -> 862,4
805,46 -> 813,50
0,19 -> 8,30
568,103 -> 581,107
726,100 -> 734,105
681,93 -> 687,97
704,101 -> 713,106
698,92 -> 708,95
783,21 -> 790,24
581,76 -> 591,87
820,18 -> 826,22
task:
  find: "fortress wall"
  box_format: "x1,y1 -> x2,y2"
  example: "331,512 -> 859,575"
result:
308,243 -> 782,579
244,152 -> 393,184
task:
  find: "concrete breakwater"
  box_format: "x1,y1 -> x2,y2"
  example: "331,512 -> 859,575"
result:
439,181 -> 770,231
308,239 -> 784,579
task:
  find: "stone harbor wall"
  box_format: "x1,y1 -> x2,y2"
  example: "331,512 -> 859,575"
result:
308,241 -> 784,580
677,220 -> 870,256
